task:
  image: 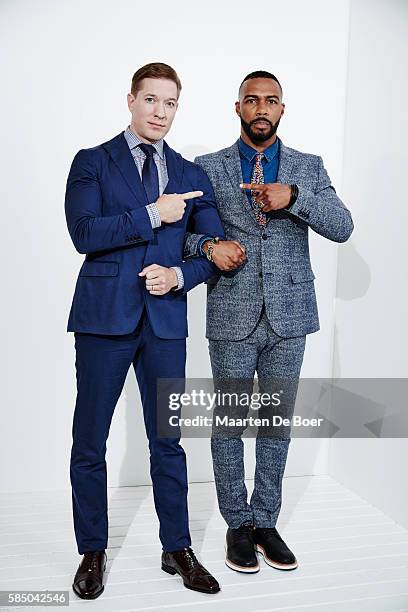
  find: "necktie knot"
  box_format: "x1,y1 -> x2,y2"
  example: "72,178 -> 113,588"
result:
138,143 -> 156,158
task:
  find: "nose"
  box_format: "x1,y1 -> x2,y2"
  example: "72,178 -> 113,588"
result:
154,103 -> 166,121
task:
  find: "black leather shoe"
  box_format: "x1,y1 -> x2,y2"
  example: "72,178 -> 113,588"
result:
225,524 -> 260,573
253,527 -> 298,570
72,550 -> 107,599
161,547 -> 220,594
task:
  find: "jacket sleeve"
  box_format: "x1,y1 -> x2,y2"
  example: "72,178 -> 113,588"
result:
176,165 -> 226,294
286,156 -> 354,243
65,149 -> 154,254
183,231 -> 207,259
182,157 -> 222,260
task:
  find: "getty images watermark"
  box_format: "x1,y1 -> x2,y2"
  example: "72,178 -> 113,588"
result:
166,388 -> 322,429
156,378 -> 408,438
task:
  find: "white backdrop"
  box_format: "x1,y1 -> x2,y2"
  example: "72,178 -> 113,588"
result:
1,0 -> 351,492
329,0 -> 408,529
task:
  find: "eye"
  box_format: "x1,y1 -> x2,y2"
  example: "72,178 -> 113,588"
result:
269,99 -> 278,104
165,101 -> 176,108
145,97 -> 155,103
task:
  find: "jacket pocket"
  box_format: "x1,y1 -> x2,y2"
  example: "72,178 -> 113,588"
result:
290,268 -> 315,283
79,261 -> 119,277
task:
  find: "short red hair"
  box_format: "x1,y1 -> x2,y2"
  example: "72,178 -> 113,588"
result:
131,62 -> 182,98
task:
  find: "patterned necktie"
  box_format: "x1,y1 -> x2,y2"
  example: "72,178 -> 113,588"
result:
138,143 -> 159,204
250,153 -> 268,227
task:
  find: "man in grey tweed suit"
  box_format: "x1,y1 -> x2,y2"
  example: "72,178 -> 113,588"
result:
184,71 -> 354,574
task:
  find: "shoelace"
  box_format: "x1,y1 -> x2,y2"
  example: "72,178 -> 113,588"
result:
181,547 -> 200,571
82,552 -> 102,573
233,523 -> 255,544
256,527 -> 283,542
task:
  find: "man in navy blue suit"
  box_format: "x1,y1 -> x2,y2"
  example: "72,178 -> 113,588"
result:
65,62 -> 245,600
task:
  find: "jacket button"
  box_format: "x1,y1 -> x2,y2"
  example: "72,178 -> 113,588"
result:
262,234 -> 268,240
259,271 -> 263,278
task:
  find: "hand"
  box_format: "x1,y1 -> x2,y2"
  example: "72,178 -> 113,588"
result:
138,264 -> 178,295
156,191 -> 203,223
240,182 -> 291,212
203,239 -> 247,271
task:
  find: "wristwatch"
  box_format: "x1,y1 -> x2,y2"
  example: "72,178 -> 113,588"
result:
205,236 -> 220,262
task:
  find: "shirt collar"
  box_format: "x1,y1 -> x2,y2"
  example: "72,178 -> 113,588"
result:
238,136 -> 279,163
124,125 -> 165,159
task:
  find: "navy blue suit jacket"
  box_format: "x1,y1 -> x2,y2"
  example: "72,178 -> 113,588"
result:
65,131 -> 224,338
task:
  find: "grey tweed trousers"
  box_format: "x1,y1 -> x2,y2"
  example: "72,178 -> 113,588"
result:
209,307 -> 306,529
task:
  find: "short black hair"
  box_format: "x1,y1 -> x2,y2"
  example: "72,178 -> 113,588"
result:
239,71 -> 282,96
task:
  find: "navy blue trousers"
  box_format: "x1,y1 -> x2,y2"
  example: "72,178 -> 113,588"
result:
70,311 -> 190,554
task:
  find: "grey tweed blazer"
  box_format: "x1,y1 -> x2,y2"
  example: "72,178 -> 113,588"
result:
184,139 -> 353,340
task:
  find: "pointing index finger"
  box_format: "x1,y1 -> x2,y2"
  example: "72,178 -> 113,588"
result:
180,190 -> 204,200
240,183 -> 267,191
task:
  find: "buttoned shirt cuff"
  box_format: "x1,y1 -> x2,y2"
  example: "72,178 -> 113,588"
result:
171,266 -> 184,290
197,235 -> 215,257
145,202 -> 162,228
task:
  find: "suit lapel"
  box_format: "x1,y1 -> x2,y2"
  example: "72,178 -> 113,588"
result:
162,141 -> 184,194
103,134 -> 185,206
104,132 -> 148,206
223,143 -> 260,228
276,141 -> 294,184
265,141 -> 294,227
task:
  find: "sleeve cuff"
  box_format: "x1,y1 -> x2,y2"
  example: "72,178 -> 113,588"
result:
171,266 -> 184,290
197,235 -> 214,257
146,202 -> 162,228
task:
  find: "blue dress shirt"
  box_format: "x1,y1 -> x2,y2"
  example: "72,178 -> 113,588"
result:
238,136 -> 280,202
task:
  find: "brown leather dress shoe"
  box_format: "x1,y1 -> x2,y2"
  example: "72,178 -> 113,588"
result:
72,550 -> 107,600
162,547 -> 220,594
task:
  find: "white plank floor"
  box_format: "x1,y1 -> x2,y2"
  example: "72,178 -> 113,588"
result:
1,475 -> 408,611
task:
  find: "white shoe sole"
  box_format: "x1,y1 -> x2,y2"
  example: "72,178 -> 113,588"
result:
224,543 -> 260,573
225,557 -> 260,573
256,544 -> 298,570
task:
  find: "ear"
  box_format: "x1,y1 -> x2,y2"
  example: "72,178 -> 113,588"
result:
127,93 -> 135,111
235,101 -> 241,117
280,102 -> 285,117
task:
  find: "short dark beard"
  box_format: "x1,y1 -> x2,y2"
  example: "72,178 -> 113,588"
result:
240,116 -> 280,145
